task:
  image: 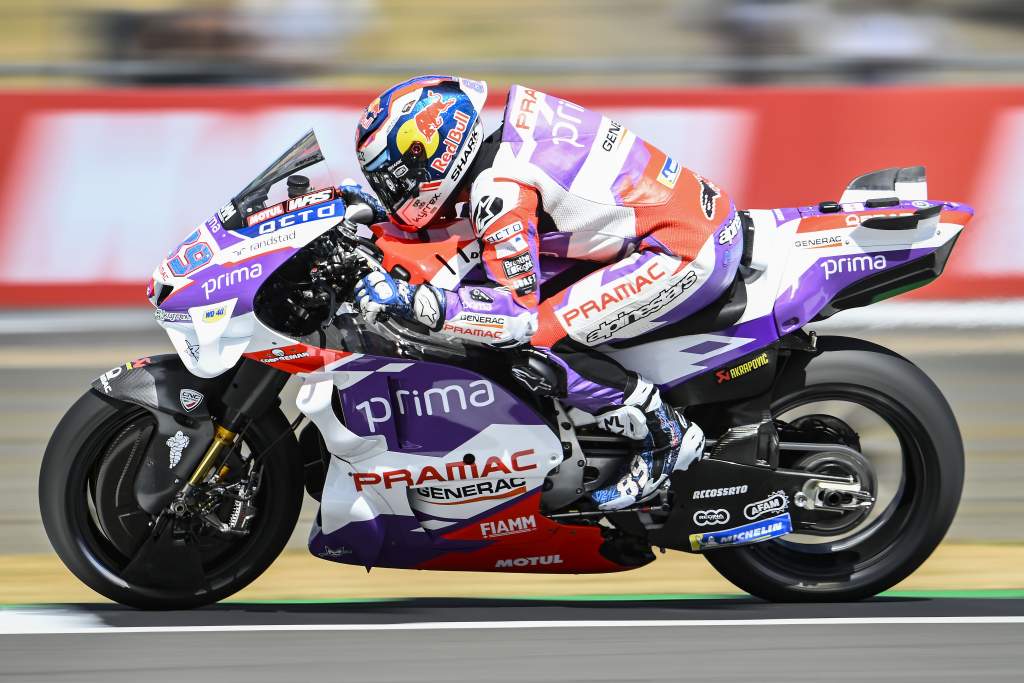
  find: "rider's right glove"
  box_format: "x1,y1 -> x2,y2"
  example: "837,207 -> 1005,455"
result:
338,179 -> 388,225
354,270 -> 446,330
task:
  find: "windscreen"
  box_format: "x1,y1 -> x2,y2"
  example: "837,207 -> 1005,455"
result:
218,130 -> 331,229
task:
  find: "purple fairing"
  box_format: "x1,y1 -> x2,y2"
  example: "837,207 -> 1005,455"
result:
335,355 -> 548,457
666,314 -> 781,389
774,247 -> 935,335
204,214 -> 244,250
309,512 -> 479,569
519,89 -> 603,191
159,246 -> 297,315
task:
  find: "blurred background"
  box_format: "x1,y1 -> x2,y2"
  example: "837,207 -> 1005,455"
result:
3,0 -> 1024,87
0,0 -> 1022,600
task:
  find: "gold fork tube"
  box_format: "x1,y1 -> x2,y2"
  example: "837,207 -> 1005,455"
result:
187,425 -> 238,487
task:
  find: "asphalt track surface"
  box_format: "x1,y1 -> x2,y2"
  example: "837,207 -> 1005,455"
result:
1,596 -> 1023,682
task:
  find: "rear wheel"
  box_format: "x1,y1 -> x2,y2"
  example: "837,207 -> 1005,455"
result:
704,336 -> 964,601
39,391 -> 304,609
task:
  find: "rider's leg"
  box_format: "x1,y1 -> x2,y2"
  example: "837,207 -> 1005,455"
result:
531,226 -> 741,509
537,341 -> 705,510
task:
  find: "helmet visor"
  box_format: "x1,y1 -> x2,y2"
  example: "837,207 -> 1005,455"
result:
362,144 -> 430,219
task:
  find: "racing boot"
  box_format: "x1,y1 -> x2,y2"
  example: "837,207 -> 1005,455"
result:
590,379 -> 705,511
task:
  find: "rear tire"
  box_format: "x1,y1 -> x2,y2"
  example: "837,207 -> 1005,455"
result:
39,390 -> 304,609
704,336 -> 964,601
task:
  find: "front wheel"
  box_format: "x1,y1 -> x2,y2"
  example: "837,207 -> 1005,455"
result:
39,391 -> 304,609
704,336 -> 964,601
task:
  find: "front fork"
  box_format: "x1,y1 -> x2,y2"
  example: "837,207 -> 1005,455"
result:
175,359 -> 290,505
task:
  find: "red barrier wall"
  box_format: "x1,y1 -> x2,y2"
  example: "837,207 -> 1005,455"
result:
0,86 -> 1020,306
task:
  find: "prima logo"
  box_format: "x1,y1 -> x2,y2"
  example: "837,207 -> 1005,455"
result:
355,380 -> 496,433
820,254 -> 887,281
202,263 -> 262,299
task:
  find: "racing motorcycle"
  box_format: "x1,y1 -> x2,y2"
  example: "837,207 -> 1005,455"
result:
39,131 -> 972,608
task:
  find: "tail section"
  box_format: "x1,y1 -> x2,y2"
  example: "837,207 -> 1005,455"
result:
840,166 -> 927,204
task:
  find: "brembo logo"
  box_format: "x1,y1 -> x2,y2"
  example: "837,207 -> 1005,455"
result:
352,449 -> 537,491
820,255 -> 887,281
355,380 -> 496,433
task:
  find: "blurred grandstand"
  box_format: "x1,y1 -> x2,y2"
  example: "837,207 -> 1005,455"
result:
1,0 -> 1024,88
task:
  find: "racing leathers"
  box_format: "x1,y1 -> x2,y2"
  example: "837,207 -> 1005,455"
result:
365,86 -> 741,509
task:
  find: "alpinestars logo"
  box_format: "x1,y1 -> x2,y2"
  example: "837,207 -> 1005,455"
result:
585,269 -> 698,343
699,177 -> 720,220
474,196 -> 504,229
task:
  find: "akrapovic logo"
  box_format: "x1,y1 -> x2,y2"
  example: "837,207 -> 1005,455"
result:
692,485 -> 748,500
716,352 -> 770,384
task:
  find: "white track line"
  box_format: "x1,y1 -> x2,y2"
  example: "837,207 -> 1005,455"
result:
0,614 -> 1022,635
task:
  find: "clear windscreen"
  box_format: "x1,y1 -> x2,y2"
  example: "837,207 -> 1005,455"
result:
228,130 -> 336,224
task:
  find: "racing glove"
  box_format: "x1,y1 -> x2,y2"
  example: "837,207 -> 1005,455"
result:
338,179 -> 388,225
354,271 -> 446,330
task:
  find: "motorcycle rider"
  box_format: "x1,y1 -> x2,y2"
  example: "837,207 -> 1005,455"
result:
352,75 -> 742,510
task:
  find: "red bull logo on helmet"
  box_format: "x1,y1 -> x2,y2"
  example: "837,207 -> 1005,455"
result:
360,97 -> 382,128
415,90 -> 456,142
430,110 -> 472,174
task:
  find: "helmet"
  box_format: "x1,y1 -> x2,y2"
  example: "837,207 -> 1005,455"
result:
356,75 -> 487,231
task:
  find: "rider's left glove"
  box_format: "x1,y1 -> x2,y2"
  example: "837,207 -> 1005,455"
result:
354,271 -> 446,330
339,179 -> 388,225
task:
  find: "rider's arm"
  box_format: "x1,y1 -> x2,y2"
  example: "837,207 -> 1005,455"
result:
434,176 -> 541,347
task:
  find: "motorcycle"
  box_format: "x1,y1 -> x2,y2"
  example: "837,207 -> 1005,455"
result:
39,130 -> 972,608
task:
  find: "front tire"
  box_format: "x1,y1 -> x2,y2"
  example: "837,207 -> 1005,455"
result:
704,336 -> 964,601
39,391 -> 304,609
